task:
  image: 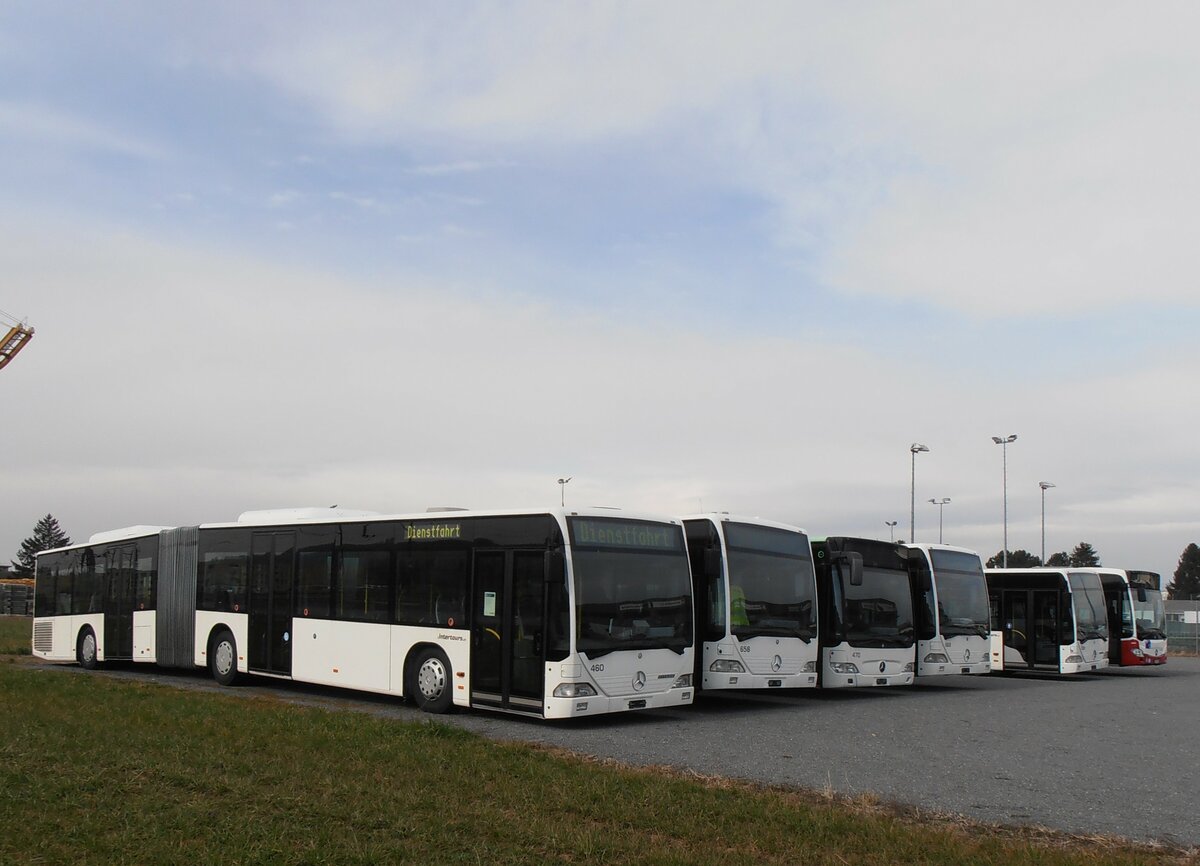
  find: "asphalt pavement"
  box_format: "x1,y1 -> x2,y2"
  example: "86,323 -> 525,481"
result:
36,655 -> 1200,846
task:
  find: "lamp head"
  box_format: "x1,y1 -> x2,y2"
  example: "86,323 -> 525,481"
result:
910,443 -> 929,454
1040,481 -> 1055,490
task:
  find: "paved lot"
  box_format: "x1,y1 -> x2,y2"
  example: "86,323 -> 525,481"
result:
38,656 -> 1200,846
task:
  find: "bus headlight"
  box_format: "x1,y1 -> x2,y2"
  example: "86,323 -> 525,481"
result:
553,682 -> 597,698
923,653 -> 949,664
1065,654 -> 1084,664
802,660 -> 817,673
903,662 -> 915,672
831,662 -> 859,674
710,659 -> 745,673
1131,648 -> 1144,657
671,674 -> 692,689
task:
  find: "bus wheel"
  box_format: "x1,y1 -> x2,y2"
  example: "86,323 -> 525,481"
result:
77,627 -> 98,670
409,648 -> 454,714
210,630 -> 239,686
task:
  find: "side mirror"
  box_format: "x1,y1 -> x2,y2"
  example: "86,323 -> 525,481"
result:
840,552 -> 864,586
1136,587 -> 1147,603
703,548 -> 722,579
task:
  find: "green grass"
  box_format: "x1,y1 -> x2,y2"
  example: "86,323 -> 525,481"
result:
0,615 -> 31,654
0,661 -> 1189,866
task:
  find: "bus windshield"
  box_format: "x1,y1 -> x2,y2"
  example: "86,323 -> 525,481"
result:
1132,588 -> 1166,639
724,523 -> 816,642
929,550 -> 990,638
1068,574 -> 1109,642
569,518 -> 693,658
842,566 -> 915,648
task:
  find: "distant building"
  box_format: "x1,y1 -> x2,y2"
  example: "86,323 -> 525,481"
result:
0,564 -> 10,578
1165,600 -> 1200,625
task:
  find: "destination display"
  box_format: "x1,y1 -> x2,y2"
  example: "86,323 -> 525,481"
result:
569,518 -> 682,551
403,523 -> 463,541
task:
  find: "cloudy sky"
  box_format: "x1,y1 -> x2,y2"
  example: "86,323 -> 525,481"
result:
3,3 -> 1198,582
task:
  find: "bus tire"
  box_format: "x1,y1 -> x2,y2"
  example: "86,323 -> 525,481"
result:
409,647 -> 454,714
77,627 -> 99,670
210,630 -> 239,686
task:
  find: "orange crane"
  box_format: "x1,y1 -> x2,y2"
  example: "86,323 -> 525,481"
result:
0,309 -> 34,371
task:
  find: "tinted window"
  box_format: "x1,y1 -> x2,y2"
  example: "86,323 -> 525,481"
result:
198,529 -> 251,612
395,547 -> 469,627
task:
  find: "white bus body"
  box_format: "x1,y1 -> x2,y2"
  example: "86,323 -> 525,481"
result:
903,544 -> 992,677
986,568 -> 1109,674
32,507 -> 695,720
681,515 -> 819,691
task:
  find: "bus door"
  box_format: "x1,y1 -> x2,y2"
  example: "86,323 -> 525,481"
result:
1001,591 -> 1031,669
249,531 -> 295,675
470,550 -> 547,713
104,545 -> 136,660
1031,590 -> 1060,668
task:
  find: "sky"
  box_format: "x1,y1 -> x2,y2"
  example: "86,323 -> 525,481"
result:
2,3 -> 1199,584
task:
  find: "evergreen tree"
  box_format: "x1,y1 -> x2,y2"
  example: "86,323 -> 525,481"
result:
1046,551 -> 1070,566
1169,543 -> 1200,599
1068,542 -> 1101,567
11,514 -> 71,578
985,549 -> 1041,568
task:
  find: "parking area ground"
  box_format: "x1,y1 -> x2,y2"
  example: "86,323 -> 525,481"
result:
37,656 -> 1200,846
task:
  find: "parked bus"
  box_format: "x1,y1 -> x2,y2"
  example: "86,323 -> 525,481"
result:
985,568 -> 1109,674
1096,568 -> 1168,666
32,507 -> 695,719
903,544 -> 992,676
811,537 -> 915,688
682,515 -> 819,691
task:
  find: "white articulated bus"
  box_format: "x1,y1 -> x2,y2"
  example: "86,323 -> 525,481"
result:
32,507 -> 695,719
985,568 -> 1109,674
681,515 -> 819,691
1095,568 -> 1168,667
810,537 -> 916,688
903,544 -> 992,677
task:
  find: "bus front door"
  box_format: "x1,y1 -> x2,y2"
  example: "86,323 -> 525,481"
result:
470,550 -> 547,714
1032,590 -> 1060,669
1002,592 -> 1031,669
249,532 -> 295,676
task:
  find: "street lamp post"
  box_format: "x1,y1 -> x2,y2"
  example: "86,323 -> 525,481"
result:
909,443 -> 929,543
928,498 -> 951,544
991,435 -> 1018,567
1039,481 -> 1055,564
885,520 -> 898,542
557,477 -> 572,507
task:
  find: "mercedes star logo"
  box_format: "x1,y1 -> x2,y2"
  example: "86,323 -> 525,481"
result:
772,655 -> 783,672
633,671 -> 646,691
879,661 -> 886,673
964,648 -> 972,661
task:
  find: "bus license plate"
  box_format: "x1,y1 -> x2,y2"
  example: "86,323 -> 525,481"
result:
876,678 -> 887,685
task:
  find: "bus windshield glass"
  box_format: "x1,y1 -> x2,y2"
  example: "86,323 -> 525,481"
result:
929,550 -> 990,637
1068,573 -> 1109,642
569,518 -> 693,658
724,523 -> 816,642
841,565 -> 915,648
1132,588 -> 1166,639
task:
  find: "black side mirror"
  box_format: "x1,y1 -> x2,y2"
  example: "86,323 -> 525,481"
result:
703,548 -> 722,578
1136,587 -> 1147,603
840,552 -> 864,586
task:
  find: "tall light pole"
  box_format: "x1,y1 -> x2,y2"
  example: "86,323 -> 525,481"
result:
928,498 -> 951,544
1039,481 -> 1055,564
557,477 -> 572,507
885,520 -> 898,542
991,435 -> 1017,566
909,443 -> 929,542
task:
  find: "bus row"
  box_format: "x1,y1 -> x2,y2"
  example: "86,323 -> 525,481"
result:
30,507 -> 1168,720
